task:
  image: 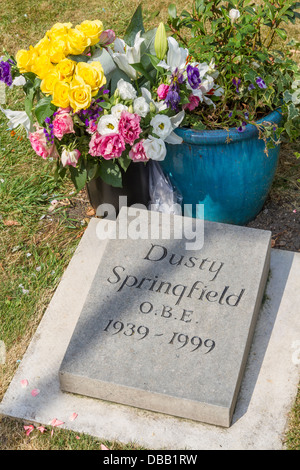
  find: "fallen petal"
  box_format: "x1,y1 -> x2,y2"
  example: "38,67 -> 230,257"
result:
37,426 -> 46,433
100,444 -> 110,450
21,379 -> 28,388
31,388 -> 40,397
24,425 -> 34,436
49,418 -> 64,427
69,412 -> 78,421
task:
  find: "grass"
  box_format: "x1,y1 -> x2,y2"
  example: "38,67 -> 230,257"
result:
0,0 -> 299,451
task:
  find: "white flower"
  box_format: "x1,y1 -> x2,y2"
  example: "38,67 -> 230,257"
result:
61,149 -> 81,167
109,31 -> 145,80
0,106 -> 32,136
151,115 -> 173,140
143,136 -> 167,161
158,36 -> 189,73
97,114 -> 119,135
133,96 -> 150,117
229,8 -> 240,22
116,78 -> 137,101
111,103 -> 128,120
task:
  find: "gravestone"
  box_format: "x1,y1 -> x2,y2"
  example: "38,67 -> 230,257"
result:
59,207 -> 271,427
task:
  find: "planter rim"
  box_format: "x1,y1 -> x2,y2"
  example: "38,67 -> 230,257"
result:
174,108 -> 282,145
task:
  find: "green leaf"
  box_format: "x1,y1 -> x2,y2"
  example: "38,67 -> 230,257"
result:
130,62 -> 155,85
124,4 -> 145,47
34,96 -> 56,125
288,103 -> 299,120
67,54 -> 90,63
168,4 -> 177,19
98,160 -> 123,188
275,28 -> 287,41
69,166 -> 88,191
118,154 -> 131,172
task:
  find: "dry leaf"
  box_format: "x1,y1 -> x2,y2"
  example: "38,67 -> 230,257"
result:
86,207 -> 96,217
3,220 -> 20,226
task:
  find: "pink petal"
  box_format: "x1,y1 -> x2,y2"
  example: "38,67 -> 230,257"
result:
49,418 -> 64,427
75,436 -> 80,440
69,412 -> 78,421
24,425 -> 34,436
31,388 -> 40,397
21,379 -> 29,388
37,426 -> 46,433
100,444 -> 110,450
51,429 -> 54,438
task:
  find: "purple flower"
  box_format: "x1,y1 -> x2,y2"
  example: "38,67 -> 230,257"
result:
228,111 -> 233,118
164,68 -> 183,111
165,85 -> 181,111
186,64 -> 201,90
0,60 -> 13,86
237,121 -> 247,133
248,83 -> 255,91
256,77 -> 267,89
244,111 -> 249,120
232,77 -> 241,93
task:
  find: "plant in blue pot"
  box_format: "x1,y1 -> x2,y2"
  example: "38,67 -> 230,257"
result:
155,0 -> 300,224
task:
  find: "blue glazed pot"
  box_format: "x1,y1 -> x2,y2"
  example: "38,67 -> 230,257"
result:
160,109 -> 282,225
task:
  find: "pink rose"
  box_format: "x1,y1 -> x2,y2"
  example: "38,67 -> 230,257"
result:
29,126 -> 59,160
129,140 -> 148,162
183,94 -> 200,112
53,112 -> 74,140
157,84 -> 170,100
118,111 -> 141,146
89,132 -> 125,159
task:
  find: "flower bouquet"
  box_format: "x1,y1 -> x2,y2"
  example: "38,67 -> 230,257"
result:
0,2 -> 299,209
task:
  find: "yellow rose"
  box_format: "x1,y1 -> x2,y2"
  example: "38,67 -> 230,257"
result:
16,49 -> 32,73
55,58 -> 76,82
30,55 -> 55,79
40,68 -> 61,96
75,61 -> 106,96
66,28 -> 91,55
34,36 -> 50,56
90,61 -> 106,89
47,22 -> 72,40
75,20 -> 103,46
48,37 -> 68,63
69,75 -> 92,112
52,80 -> 70,108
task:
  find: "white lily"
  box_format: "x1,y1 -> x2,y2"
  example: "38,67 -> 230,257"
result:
109,31 -> 145,80
0,106 -> 32,135
158,36 -> 189,73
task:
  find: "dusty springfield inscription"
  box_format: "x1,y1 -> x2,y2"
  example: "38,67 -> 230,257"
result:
104,243 -> 246,355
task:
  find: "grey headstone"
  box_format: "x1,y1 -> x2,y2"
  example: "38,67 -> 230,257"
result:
59,208 -> 271,427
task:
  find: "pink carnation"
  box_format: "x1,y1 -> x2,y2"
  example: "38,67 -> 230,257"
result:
129,140 -> 148,162
118,111 -> 141,146
183,94 -> 200,112
61,148 -> 81,167
29,126 -> 59,160
157,84 -> 170,100
89,132 -> 125,160
53,111 -> 74,140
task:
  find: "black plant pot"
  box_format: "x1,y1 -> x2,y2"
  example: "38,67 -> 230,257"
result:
86,161 -> 150,215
